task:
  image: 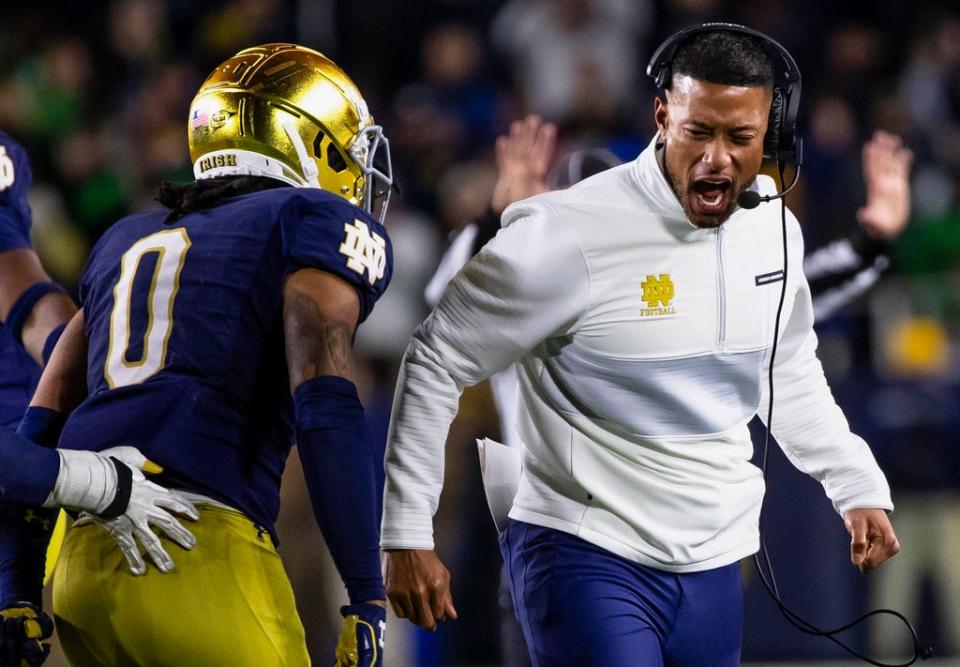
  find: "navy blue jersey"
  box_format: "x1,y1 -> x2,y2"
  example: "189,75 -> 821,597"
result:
58,187 -> 392,535
0,132 -> 33,254
0,132 -> 39,428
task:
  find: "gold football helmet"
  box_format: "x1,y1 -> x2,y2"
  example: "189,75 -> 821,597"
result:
188,43 -> 393,221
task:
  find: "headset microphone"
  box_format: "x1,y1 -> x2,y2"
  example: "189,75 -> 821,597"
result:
737,156 -> 803,209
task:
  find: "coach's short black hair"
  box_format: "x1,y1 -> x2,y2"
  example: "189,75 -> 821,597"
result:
670,31 -> 773,89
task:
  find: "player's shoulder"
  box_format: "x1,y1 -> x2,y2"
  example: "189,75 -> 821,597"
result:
0,132 -> 34,253
275,188 -> 392,316
0,132 -> 32,194
80,209 -> 172,288
273,188 -> 389,247
270,187 -> 378,223
101,205 -> 171,242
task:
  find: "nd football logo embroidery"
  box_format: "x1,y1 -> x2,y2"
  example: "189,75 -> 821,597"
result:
340,219 -> 386,285
641,274 -> 676,316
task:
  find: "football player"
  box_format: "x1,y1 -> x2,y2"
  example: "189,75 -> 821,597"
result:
17,44 -> 393,666
0,132 -> 197,666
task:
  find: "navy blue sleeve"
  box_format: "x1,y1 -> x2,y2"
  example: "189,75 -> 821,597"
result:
0,428 -> 58,507
294,376 -> 384,604
0,133 -> 34,253
280,193 -> 393,323
0,409 -> 64,606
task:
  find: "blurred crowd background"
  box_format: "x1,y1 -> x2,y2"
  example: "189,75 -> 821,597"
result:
1,0 -> 958,664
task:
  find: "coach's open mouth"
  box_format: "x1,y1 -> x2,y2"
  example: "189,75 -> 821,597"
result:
691,178 -> 732,215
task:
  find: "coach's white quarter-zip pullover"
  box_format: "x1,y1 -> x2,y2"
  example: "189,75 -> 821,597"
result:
381,137 -> 893,572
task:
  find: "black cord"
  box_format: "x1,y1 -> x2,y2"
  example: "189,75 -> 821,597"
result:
753,161 -> 931,667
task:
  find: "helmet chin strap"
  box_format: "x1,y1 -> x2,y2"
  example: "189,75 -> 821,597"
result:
280,118 -> 321,188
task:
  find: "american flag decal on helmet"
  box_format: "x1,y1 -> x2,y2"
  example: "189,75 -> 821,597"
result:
191,109 -> 209,128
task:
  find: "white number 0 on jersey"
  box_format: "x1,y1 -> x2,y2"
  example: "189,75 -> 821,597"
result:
105,228 -> 191,388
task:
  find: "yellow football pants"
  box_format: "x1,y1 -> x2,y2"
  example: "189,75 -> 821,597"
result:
51,505 -> 310,666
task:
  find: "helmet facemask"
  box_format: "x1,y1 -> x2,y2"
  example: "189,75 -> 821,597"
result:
349,125 -> 393,223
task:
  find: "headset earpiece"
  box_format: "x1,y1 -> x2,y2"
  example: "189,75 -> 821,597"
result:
765,86 -> 784,160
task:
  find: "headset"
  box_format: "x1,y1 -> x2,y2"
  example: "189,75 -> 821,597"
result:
647,23 -> 932,667
646,21 -> 801,164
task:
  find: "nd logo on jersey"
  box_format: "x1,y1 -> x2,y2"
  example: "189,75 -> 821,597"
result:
339,219 -> 386,286
641,274 -> 676,316
0,146 -> 15,191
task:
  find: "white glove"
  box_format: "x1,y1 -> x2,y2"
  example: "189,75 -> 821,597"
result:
43,446 -> 199,575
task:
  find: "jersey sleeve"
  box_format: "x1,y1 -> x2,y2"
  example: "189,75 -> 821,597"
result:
279,194 -> 393,323
0,133 -> 34,253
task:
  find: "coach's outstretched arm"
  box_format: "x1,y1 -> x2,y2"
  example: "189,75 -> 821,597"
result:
759,212 -> 899,572
283,267 -> 386,666
382,203 -> 589,630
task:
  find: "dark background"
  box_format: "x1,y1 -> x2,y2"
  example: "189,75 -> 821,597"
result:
2,0 -> 958,664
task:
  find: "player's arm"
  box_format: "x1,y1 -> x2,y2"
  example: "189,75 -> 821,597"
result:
283,268 -> 386,665
0,307 -> 84,667
382,205 -> 588,630
0,310 -> 89,618
26,309 -> 88,415
0,249 -> 76,368
805,131 -> 912,321
0,133 -> 76,368
759,216 -> 898,572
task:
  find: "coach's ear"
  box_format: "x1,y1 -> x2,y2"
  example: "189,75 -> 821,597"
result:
654,96 -> 669,137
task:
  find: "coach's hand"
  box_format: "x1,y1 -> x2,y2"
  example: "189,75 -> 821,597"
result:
843,508 -> 900,573
384,549 -> 458,631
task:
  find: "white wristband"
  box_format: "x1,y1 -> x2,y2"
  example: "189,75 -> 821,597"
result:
42,450 -> 118,514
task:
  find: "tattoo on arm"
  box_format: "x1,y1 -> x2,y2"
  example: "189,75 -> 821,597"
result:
284,285 -> 356,388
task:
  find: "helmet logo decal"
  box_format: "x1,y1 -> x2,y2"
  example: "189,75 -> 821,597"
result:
210,109 -> 236,131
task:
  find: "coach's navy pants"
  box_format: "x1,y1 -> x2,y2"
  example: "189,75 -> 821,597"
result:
500,520 -> 742,667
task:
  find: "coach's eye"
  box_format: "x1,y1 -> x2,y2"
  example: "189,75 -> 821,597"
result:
686,128 -> 710,140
